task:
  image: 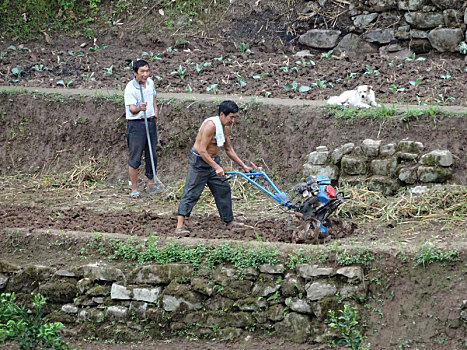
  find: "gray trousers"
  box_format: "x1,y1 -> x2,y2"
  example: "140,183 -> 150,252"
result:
127,119 -> 158,179
177,150 -> 233,223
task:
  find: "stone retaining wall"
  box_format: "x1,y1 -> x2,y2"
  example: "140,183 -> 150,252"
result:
299,0 -> 467,57
0,260 -> 365,344
303,139 -> 454,195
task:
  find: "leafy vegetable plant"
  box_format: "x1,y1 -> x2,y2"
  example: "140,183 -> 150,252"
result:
89,44 -> 108,52
284,81 -> 310,92
206,84 -> 218,93
409,77 -> 423,86
238,42 -> 252,55
142,51 -> 163,61
235,73 -> 247,87
405,53 -> 425,62
321,49 -> 333,60
389,85 -> 405,93
280,64 -> 298,73
57,79 -> 73,87
170,65 -> 187,80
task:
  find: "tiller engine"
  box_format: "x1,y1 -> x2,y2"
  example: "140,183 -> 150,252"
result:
226,163 -> 350,243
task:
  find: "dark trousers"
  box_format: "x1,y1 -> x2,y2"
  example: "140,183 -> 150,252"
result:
126,119 -> 157,179
177,150 -> 233,223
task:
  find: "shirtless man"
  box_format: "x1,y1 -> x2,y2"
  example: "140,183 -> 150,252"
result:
176,100 -> 252,234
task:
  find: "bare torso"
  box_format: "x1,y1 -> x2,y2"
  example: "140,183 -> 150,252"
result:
193,120 -> 230,158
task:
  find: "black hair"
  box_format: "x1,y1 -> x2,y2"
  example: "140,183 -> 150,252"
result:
219,100 -> 239,116
133,59 -> 149,73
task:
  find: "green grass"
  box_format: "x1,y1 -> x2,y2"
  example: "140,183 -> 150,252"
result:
109,236 -> 280,271
327,105 -> 398,120
335,249 -> 375,267
327,104 -> 453,121
0,0 -> 230,40
412,246 -> 460,268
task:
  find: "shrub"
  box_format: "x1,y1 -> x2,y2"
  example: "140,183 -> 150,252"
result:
0,293 -> 76,350
327,304 -> 367,350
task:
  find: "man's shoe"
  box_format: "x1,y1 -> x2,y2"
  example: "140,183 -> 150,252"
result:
146,186 -> 162,193
225,221 -> 244,227
175,227 -> 190,235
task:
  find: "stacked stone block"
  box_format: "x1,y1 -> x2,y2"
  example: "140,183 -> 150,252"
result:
0,260 -> 365,344
298,0 -> 467,56
303,139 -> 453,195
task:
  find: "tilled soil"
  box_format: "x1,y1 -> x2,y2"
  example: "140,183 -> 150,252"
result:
0,203 -> 355,244
1,38 -> 466,106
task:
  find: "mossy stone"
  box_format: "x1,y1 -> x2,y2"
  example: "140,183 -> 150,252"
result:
86,285 -> 111,297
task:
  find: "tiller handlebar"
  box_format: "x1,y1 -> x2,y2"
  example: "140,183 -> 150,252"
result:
225,163 -> 349,236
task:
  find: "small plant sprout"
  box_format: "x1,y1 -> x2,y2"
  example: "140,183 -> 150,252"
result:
459,41 -> 467,55
11,66 -> 23,77
104,65 -> 114,75
280,64 -> 298,73
321,49 -> 333,59
67,50 -> 84,57
89,44 -> 108,52
206,83 -> 218,93
264,91 -> 272,98
311,79 -> 332,89
166,46 -> 178,53
389,84 -> 405,93
193,63 -> 203,73
170,65 -> 187,80
124,60 -> 133,71
345,72 -> 359,81
56,55 -> 65,65
434,94 -> 455,105
284,81 -> 298,91
185,84 -> 192,92
7,45 -> 17,51
405,53 -> 426,61
388,60 -> 403,68
81,72 -> 95,81
409,77 -> 423,87
416,96 -> 427,106
252,73 -> 268,79
153,75 -> 163,82
103,65 -> 120,77
238,42 -> 252,55
32,64 -> 46,71
439,71 -> 451,79
295,57 -> 315,66
142,51 -> 163,61
57,78 -> 73,87
235,73 -> 247,87
364,65 -> 379,75
284,81 -> 311,93
192,62 -> 212,73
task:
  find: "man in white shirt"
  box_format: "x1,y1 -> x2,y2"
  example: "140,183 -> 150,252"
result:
124,59 -> 159,199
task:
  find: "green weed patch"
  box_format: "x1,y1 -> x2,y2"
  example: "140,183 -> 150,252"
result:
109,236 -> 280,271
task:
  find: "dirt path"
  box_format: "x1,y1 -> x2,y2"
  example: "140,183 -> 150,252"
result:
2,85 -> 467,114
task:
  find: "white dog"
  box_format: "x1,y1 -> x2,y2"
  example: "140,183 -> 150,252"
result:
327,85 -> 380,108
